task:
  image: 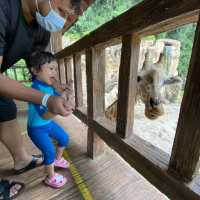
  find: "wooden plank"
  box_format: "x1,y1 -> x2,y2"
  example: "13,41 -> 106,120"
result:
3,113 -> 171,200
92,48 -> 105,118
62,117 -> 168,200
73,108 -> 88,125
0,135 -> 83,200
116,34 -> 139,138
86,48 -> 105,158
127,135 -> 170,169
56,0 -> 200,59
89,119 -> 200,200
16,112 -> 199,200
95,37 -> 121,50
73,54 -> 83,107
97,117 -> 116,134
168,16 -> 200,182
71,108 -> 200,199
50,31 -> 62,53
64,57 -> 73,83
58,59 -> 66,84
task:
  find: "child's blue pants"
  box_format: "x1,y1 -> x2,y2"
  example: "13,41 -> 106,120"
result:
28,121 -> 69,165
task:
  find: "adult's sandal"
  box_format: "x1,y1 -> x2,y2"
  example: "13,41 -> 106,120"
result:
0,179 -> 25,200
14,155 -> 44,175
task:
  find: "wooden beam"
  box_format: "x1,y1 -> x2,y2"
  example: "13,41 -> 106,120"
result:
56,0 -> 200,59
168,16 -> 200,182
73,54 -> 83,107
138,11 -> 199,36
116,34 -> 139,138
95,37 -> 121,50
73,108 -> 88,125
86,48 -> 105,158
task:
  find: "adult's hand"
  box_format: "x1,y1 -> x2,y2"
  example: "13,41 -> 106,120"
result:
47,96 -> 74,116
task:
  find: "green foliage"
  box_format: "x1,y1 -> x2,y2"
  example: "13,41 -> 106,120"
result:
64,0 -> 142,41
144,35 -> 156,41
15,59 -> 26,66
5,61 -> 31,87
63,0 -> 196,79
5,67 -> 31,84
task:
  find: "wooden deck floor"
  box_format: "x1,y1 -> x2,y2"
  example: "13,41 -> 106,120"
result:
0,112 -> 169,200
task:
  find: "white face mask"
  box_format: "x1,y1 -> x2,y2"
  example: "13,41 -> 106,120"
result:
35,0 -> 66,32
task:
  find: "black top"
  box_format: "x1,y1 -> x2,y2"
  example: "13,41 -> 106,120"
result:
0,0 -> 50,72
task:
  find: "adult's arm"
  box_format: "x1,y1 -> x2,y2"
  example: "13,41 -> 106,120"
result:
0,56 -> 73,116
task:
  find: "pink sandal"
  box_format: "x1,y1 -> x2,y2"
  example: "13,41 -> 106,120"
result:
44,173 -> 67,188
54,157 -> 70,169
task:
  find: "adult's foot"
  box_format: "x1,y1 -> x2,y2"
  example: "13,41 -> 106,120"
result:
14,155 -> 43,175
0,179 -> 24,200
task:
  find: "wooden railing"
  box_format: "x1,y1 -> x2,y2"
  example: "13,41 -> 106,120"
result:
56,0 -> 200,199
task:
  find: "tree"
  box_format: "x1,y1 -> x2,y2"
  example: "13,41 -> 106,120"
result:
65,0 -> 142,40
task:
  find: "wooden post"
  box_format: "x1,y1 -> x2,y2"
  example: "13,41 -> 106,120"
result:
168,17 -> 200,182
73,54 -> 83,107
58,59 -> 66,84
50,31 -> 63,82
92,48 -> 105,117
116,34 -> 140,138
64,57 -> 73,83
50,32 -> 62,53
86,48 -> 105,158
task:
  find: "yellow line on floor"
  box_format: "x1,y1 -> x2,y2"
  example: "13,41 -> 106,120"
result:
63,150 -> 94,200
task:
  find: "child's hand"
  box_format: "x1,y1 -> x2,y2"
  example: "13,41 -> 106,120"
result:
61,80 -> 74,104
51,79 -> 75,112
52,79 -> 73,95
60,80 -> 73,95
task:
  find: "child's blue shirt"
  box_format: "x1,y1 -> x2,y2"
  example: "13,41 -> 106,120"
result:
28,79 -> 60,128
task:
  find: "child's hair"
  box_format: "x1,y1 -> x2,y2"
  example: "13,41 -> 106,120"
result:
26,51 -> 56,79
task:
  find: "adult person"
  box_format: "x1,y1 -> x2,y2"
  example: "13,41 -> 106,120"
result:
0,0 -> 82,199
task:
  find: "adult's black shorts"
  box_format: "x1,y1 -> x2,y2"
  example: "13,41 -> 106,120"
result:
0,96 -> 17,122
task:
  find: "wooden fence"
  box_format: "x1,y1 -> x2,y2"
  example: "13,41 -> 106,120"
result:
54,1 -> 200,199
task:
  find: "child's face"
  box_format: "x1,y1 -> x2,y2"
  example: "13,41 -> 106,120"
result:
33,61 -> 58,85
